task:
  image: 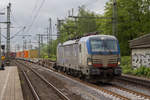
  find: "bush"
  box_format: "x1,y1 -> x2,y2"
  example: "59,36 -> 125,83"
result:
121,56 -> 133,74
49,55 -> 56,61
121,56 -> 131,66
121,56 -> 150,78
132,66 -> 150,77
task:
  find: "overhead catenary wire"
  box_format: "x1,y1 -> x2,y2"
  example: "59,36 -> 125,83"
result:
30,0 -> 40,18
0,27 -> 26,40
25,0 -> 46,34
10,26 -> 26,39
1,34 -> 6,39
10,11 -> 23,27
5,0 -> 45,44
0,0 -> 46,52
24,0 -> 40,28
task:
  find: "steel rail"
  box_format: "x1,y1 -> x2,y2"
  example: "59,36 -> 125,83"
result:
112,84 -> 150,100
16,61 -> 41,100
22,68 -> 41,100
21,59 -> 130,100
18,60 -> 70,100
89,84 -> 130,100
20,59 -> 150,100
117,74 -> 150,88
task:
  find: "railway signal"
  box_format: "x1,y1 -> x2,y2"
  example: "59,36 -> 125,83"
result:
1,45 -> 5,50
0,12 -> 5,68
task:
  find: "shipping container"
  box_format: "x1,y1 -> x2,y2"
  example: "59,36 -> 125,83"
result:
16,49 -> 38,58
29,50 -> 38,58
24,50 -> 29,58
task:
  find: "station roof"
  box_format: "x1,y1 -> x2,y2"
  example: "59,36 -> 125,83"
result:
129,33 -> 150,49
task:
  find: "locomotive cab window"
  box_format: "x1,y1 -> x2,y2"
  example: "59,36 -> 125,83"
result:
90,39 -> 118,52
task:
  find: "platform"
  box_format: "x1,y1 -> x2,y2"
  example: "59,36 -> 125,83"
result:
0,66 -> 24,100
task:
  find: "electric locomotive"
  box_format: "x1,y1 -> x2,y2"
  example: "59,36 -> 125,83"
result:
56,34 -> 122,82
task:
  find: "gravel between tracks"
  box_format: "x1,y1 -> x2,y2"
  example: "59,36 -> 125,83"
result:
27,62 -> 89,100
37,61 -> 150,100
103,85 -> 148,100
28,62 -> 117,100
16,59 -> 150,100
17,60 -> 84,100
112,79 -> 150,97
23,66 -> 62,100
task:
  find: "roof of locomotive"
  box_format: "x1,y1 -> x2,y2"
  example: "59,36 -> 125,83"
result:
63,40 -> 77,46
79,35 -> 117,42
62,35 -> 117,46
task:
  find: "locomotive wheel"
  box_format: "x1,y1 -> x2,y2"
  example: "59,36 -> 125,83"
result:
78,72 -> 84,79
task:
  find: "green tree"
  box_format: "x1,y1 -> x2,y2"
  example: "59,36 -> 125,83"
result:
100,0 -> 150,55
77,6 -> 98,35
59,6 -> 99,42
42,0 -> 150,58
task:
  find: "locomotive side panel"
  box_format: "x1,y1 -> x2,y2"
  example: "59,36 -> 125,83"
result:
57,43 -> 80,71
63,44 -> 79,70
72,44 -> 79,69
63,45 -> 72,68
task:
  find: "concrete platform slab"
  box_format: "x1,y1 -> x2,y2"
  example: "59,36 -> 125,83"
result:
0,66 -> 24,100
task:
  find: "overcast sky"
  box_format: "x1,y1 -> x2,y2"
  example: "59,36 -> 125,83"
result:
0,0 -> 109,51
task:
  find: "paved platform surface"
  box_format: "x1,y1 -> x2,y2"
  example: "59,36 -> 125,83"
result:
0,66 -> 24,100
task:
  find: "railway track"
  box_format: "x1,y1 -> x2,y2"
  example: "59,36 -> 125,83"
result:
105,84 -> 150,100
21,67 -> 40,100
116,74 -> 150,88
13,61 -> 35,100
17,59 -> 150,100
58,70 -> 150,100
15,60 -> 70,100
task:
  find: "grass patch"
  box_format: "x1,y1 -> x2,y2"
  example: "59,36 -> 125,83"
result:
49,55 -> 56,61
41,54 -> 56,61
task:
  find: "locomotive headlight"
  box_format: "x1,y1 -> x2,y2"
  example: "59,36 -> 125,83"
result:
118,61 -> 121,65
87,58 -> 92,66
117,58 -> 121,66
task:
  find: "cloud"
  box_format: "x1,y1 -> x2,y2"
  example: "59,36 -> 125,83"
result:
0,0 -> 108,51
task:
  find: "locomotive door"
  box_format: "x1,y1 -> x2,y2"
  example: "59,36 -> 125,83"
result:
79,43 -> 84,66
79,44 -> 82,65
